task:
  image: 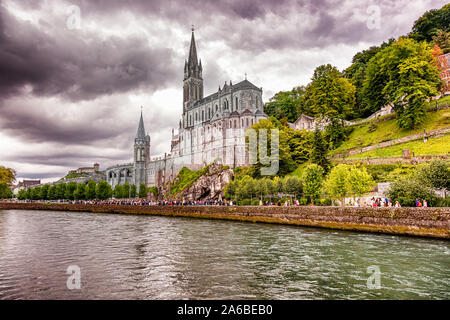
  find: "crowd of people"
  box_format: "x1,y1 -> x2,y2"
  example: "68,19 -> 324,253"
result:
3,197 -> 430,207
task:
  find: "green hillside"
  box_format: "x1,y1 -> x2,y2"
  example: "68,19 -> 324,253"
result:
331,107 -> 449,157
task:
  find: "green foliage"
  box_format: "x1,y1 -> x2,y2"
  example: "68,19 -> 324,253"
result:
432,30 -> 450,53
74,183 -> 86,200
0,166 -> 16,185
86,181 -> 97,199
113,184 -> 123,198
304,64 -> 355,120
130,184 -> 137,198
48,185 -> 57,200
324,164 -> 374,204
169,165 -> 210,197
387,178 -> 438,207
364,38 -> 441,129
302,164 -> 325,202
140,184 -> 151,198
0,183 -> 13,199
122,182 -> 130,198
347,166 -> 374,197
324,164 -> 351,202
343,39 -> 394,118
17,189 -> 27,200
40,184 -> 50,200
282,176 -> 302,198
415,160 -> 450,190
246,119 -> 298,177
64,182 -> 77,200
410,4 -> 450,42
263,86 -> 307,122
56,183 -> 66,200
310,129 -> 330,172
96,181 -> 112,200
64,172 -> 89,180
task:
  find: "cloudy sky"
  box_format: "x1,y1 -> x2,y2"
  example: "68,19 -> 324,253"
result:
0,0 -> 446,183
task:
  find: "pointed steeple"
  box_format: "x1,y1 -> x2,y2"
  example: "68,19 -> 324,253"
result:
136,109 -> 146,139
188,27 -> 198,68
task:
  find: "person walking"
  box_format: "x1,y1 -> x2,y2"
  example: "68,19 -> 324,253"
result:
423,199 -> 428,207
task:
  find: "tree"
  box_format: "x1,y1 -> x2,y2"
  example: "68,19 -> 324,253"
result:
432,30 -> 450,54
410,4 -> 450,42
246,118 -> 296,177
416,160 -> 450,195
32,186 -> 41,200
264,86 -> 307,122
65,182 -> 77,200
324,164 -> 350,205
387,178 -> 438,207
138,183 -> 148,198
40,184 -> 50,200
122,182 -> 130,198
343,40 -> 394,118
0,183 -> 13,199
56,183 -> 66,200
282,176 -> 302,200
0,166 -> 16,185
113,185 -> 123,199
224,180 -> 237,201
96,181 -> 112,200
18,189 -> 27,200
347,166 -> 374,199
304,64 -> 355,120
130,184 -> 137,198
86,181 -> 97,199
363,37 -> 441,129
74,183 -> 86,200
48,185 -> 57,200
302,164 -> 325,204
310,128 -> 330,173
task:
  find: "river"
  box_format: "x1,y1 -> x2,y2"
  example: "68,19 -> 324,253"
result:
0,209 -> 449,299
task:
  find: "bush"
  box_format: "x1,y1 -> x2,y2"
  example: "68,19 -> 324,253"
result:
251,199 -> 260,206
387,178 -> 438,207
436,197 -> 450,207
320,198 -> 332,206
299,197 -> 308,205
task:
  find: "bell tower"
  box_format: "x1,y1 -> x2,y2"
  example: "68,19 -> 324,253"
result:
183,26 -> 203,112
134,108 -> 150,191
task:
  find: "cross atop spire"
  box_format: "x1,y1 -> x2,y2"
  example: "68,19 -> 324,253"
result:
191,24 -> 195,32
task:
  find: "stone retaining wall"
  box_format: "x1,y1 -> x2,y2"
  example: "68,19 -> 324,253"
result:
1,203 -> 449,239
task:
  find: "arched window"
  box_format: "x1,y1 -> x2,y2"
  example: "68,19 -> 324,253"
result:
215,105 -> 218,112
189,115 -> 192,125
223,101 -> 226,110
246,118 -> 249,127
202,110 -> 204,121
195,113 -> 198,121
241,119 -> 244,126
234,120 -> 237,128
235,97 -> 238,110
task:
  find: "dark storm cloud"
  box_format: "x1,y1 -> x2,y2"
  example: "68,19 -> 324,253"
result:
0,5 -> 178,101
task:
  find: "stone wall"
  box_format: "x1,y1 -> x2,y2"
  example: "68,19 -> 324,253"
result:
1,203 -> 448,239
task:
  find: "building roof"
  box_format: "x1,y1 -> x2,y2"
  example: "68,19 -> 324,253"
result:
188,79 -> 262,110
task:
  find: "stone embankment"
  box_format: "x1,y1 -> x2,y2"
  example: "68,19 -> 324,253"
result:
1,203 -> 449,239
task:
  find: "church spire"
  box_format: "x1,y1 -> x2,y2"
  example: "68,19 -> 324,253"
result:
188,26 -> 198,69
136,108 -> 146,140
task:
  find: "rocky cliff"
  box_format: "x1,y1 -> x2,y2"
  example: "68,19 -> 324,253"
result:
161,163 -> 233,201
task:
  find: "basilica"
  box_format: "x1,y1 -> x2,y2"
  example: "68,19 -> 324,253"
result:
106,30 -> 268,191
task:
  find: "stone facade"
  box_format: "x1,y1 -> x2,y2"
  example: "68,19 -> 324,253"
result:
106,30 -> 268,192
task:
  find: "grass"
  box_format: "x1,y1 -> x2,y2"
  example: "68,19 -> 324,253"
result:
331,108 -> 450,156
167,165 -> 211,198
288,162 -> 309,178
425,95 -> 450,110
348,135 -> 450,159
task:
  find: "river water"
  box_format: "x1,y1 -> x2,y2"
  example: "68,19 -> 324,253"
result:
0,209 -> 449,300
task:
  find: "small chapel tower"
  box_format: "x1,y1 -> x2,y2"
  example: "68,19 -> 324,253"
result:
183,26 -> 203,111
134,109 -> 150,191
